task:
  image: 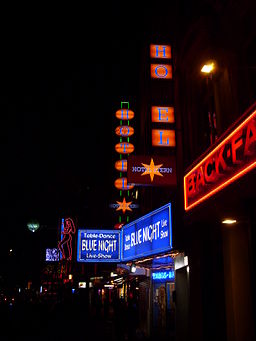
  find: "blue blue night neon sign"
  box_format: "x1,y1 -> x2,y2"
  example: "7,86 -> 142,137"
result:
77,230 -> 120,263
152,270 -> 175,281
122,203 -> 172,261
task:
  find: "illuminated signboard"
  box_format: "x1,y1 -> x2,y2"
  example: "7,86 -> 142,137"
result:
151,64 -> 172,79
152,129 -> 176,147
122,203 -> 172,261
77,230 -> 120,262
114,177 -> 135,190
115,142 -> 135,154
150,44 -> 171,59
115,159 -> 127,172
151,106 -> 175,123
46,248 -> 59,262
127,155 -> 177,186
115,126 -> 134,137
58,218 -> 76,261
152,270 -> 175,281
184,107 -> 256,211
115,109 -> 135,120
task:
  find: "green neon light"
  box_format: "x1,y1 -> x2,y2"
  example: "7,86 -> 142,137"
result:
121,101 -> 130,109
120,172 -> 122,178
127,216 -> 129,222
120,154 -> 122,160
120,190 -> 122,197
127,137 -> 130,143
120,120 -> 122,125
128,190 -> 130,196
119,216 -> 121,223
128,120 -> 130,126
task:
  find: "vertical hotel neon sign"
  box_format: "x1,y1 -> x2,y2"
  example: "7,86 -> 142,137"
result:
184,107 -> 256,211
114,102 -> 136,226
150,44 -> 175,147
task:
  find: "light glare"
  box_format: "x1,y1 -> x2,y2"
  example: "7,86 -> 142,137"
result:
222,219 -> 237,225
201,63 -> 214,74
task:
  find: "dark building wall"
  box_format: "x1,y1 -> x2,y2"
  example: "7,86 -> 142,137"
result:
174,1 -> 256,340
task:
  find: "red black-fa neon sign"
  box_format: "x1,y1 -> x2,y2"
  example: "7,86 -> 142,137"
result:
184,107 -> 256,211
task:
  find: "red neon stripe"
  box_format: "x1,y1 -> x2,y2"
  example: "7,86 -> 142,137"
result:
185,161 -> 256,211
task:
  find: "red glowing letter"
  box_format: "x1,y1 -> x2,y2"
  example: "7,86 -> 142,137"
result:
231,130 -> 243,164
244,119 -> 256,155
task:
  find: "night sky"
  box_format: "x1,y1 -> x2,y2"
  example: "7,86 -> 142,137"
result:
2,2 -> 159,282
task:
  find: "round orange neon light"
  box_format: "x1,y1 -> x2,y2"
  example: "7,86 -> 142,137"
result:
114,177 -> 134,190
115,159 -> 127,172
115,126 -> 134,137
115,109 -> 134,120
115,142 -> 134,154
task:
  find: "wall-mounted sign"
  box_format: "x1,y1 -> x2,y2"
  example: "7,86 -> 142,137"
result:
115,109 -> 135,120
122,203 -> 172,261
46,248 -> 59,262
152,129 -> 176,147
152,270 -> 175,281
127,155 -> 176,186
115,142 -> 135,154
151,64 -> 172,79
184,107 -> 256,211
151,106 -> 175,123
77,230 -> 120,262
150,44 -> 171,59
115,159 -> 127,172
114,177 -> 135,190
115,126 -> 134,137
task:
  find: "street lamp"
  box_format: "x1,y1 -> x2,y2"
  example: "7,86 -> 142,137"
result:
201,62 -> 215,74
201,60 -> 217,145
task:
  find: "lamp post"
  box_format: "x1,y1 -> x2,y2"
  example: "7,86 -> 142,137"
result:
201,61 -> 218,145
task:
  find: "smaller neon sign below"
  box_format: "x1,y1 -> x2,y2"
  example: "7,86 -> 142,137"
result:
152,270 -> 175,281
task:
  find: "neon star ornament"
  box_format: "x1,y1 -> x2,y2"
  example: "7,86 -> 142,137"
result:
116,197 -> 133,214
141,158 -> 163,182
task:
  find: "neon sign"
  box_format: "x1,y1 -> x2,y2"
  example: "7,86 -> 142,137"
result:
114,177 -> 134,190
58,218 -> 76,261
116,197 -> 133,214
184,107 -> 256,211
115,109 -> 134,120
151,64 -> 172,79
115,142 -> 135,154
152,129 -> 176,147
77,230 -> 120,262
115,159 -> 127,172
115,126 -> 134,137
152,270 -> 175,281
150,44 -> 171,59
151,106 -> 175,123
122,203 -> 172,261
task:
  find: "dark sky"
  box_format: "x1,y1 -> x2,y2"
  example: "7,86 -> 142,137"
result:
2,2 -> 158,278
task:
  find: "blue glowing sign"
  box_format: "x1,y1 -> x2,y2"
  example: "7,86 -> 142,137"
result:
122,203 -> 172,261
77,230 -> 120,262
152,270 -> 175,281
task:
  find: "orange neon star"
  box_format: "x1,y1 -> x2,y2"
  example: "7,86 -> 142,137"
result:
141,158 -> 163,182
116,197 -> 133,214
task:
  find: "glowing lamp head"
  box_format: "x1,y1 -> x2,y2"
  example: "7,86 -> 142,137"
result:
27,221 -> 40,233
222,219 -> 237,225
201,62 -> 215,74
130,264 -> 136,273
